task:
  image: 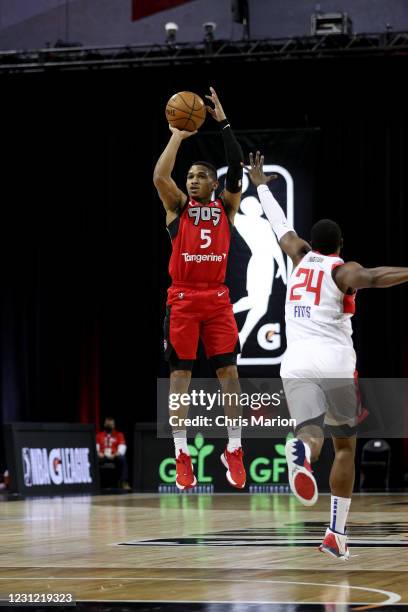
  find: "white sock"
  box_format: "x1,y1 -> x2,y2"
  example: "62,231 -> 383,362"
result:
173,431 -> 189,457
330,495 -> 351,534
227,426 -> 242,452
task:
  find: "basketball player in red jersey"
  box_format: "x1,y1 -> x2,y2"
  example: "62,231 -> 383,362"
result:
154,87 -> 246,490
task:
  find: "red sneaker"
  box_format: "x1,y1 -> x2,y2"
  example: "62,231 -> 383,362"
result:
221,448 -> 246,489
175,450 -> 197,490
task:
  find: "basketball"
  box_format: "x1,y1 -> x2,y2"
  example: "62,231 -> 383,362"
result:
165,91 -> 206,132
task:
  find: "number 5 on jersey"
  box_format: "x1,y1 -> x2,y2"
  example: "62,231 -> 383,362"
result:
200,229 -> 212,249
289,267 -> 324,305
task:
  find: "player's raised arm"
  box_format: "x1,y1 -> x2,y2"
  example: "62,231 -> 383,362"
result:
153,126 -> 195,224
247,151 -> 311,266
333,261 -> 408,292
206,87 -> 243,221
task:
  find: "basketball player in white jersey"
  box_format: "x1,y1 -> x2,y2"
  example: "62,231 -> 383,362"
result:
248,151 -> 408,560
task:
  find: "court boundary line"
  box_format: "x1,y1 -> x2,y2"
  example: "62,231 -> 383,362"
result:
0,577 -> 400,605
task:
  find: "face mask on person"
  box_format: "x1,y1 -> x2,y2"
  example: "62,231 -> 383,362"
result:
104,425 -> 113,433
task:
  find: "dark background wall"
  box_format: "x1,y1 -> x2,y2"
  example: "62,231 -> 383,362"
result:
0,0 -> 407,49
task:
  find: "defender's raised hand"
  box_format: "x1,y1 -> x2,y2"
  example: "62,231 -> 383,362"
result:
247,151 -> 278,187
205,87 -> 227,122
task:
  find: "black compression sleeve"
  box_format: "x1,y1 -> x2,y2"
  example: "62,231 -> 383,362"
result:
219,119 -> 243,193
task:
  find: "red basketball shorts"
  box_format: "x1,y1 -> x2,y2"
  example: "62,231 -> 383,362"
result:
164,284 -> 239,361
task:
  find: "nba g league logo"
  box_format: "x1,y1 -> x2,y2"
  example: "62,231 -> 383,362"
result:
217,164 -> 294,366
21,447 -> 92,487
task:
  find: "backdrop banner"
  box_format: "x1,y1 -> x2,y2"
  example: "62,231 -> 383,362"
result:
178,128 -> 317,377
4,423 -> 99,496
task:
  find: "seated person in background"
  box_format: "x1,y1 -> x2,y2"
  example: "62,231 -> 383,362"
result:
96,417 -> 131,490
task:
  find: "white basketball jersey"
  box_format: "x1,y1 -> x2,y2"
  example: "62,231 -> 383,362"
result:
285,251 -> 355,347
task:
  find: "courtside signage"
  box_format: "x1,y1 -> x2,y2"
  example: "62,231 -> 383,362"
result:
158,432 -> 292,490
22,446 -> 92,487
4,423 -> 99,496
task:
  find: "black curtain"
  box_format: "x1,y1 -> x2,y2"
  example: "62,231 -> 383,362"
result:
317,117 -> 407,376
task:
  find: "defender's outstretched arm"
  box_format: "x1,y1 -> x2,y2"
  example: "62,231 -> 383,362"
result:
247,151 -> 310,266
334,261 -> 408,292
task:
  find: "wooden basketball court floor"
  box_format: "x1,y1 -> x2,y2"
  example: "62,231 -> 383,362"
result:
0,492 -> 407,609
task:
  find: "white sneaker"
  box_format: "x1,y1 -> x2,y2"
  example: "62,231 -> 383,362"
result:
319,527 -> 350,560
285,437 -> 318,506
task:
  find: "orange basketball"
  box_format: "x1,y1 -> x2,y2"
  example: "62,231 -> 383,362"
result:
165,91 -> 206,132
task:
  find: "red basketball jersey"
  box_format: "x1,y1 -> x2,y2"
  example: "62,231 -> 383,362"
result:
168,198 -> 231,284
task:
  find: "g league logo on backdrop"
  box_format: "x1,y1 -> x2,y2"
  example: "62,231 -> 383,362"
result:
22,447 -> 92,487
217,165 -> 294,366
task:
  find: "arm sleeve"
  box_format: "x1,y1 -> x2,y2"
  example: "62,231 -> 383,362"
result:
117,444 -> 127,456
220,120 -> 243,193
257,184 -> 294,241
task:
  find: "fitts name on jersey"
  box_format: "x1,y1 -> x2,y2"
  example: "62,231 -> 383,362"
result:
293,305 -> 311,318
